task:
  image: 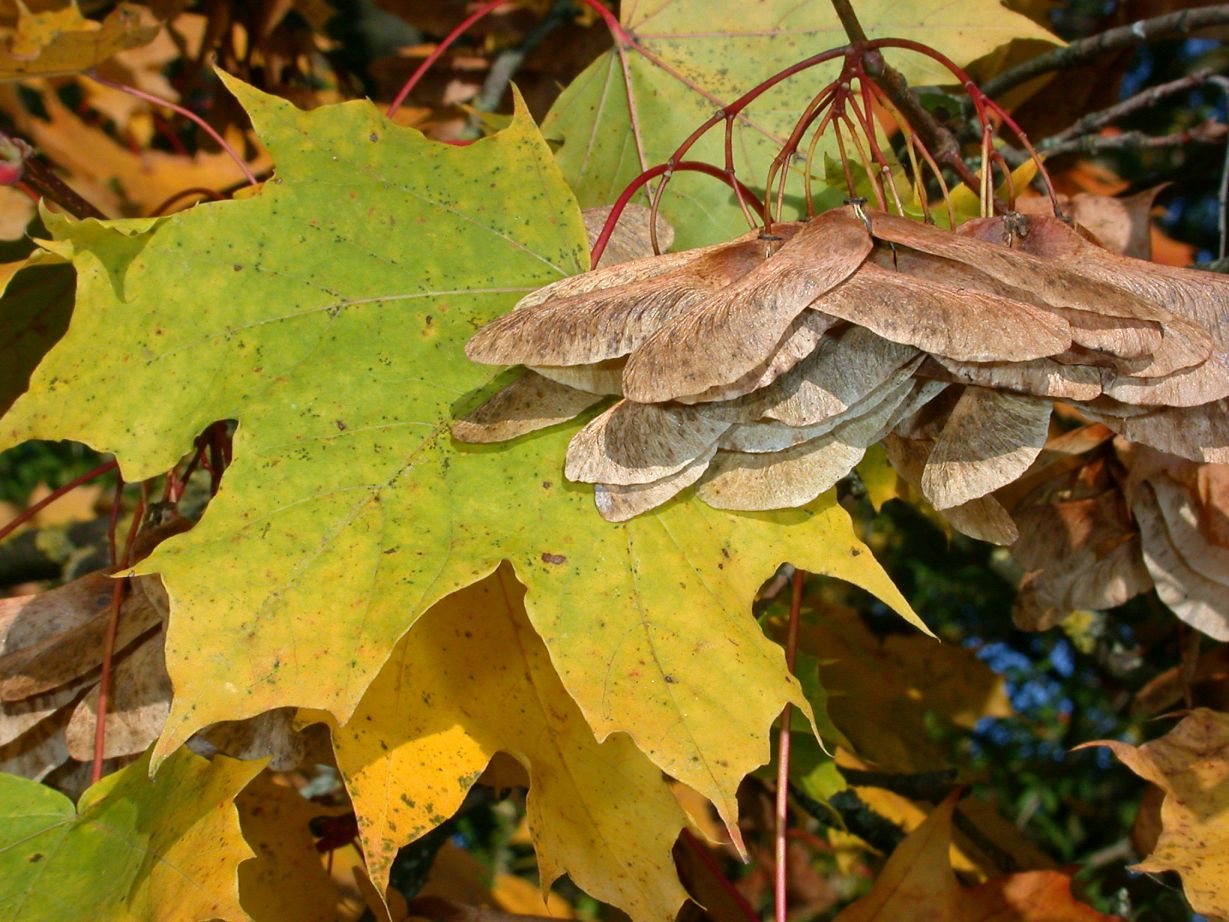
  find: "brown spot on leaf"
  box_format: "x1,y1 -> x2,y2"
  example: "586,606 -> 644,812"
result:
541,552 -> 566,565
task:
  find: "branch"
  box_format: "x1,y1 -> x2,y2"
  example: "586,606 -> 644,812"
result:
979,5 -> 1229,102
1045,70 -> 1215,145
19,150 -> 107,220
1040,121 -> 1226,158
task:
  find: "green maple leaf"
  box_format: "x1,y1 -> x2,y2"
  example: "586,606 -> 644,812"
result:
544,0 -> 1058,248
0,748 -> 261,922
0,74 -> 922,827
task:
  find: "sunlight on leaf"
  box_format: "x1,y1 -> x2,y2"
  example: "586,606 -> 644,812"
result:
329,564 -> 688,922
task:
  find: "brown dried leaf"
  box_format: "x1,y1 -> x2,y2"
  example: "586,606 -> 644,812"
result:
1011,491 -> 1151,631
466,228 -> 775,367
0,573 -> 163,701
1132,483 -> 1229,640
196,707 -> 306,772
0,698 -> 70,782
1083,709 -> 1229,921
818,262 -> 1071,362
621,207 -> 871,402
593,448 -> 717,522
1148,475 -> 1229,589
64,630 -> 170,760
0,674 -> 88,748
565,400 -> 730,485
921,388 -> 1053,509
452,371 -> 604,443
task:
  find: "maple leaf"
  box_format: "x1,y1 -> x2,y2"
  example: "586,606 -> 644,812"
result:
235,772 -> 356,922
329,564 -> 689,921
0,747 -> 261,922
1081,709 -> 1229,922
543,0 -> 1059,248
0,74 -> 922,830
835,794 -> 1122,921
0,2 -> 157,79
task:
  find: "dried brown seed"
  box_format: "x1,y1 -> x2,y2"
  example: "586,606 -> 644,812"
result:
696,377 -> 919,510
565,400 -> 731,485
926,355 -> 1102,401
822,261 -> 1072,362
593,449 -> 717,522
622,206 -> 872,403
921,387 -> 1053,509
467,226 -> 785,367
452,372 -> 606,444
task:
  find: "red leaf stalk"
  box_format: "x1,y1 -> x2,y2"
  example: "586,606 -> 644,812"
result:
0,459 -> 118,545
87,70 -> 258,187
774,568 -> 806,922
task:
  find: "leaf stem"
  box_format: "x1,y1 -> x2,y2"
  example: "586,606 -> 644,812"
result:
93,479 -> 146,783
679,829 -> 759,922
0,459 -> 118,546
86,69 -> 258,187
774,568 -> 805,922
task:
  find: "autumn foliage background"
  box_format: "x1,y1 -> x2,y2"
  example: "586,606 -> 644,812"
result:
1,1 -> 1228,920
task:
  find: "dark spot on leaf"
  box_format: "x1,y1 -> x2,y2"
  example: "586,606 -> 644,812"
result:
542,481 -> 552,489
335,419 -> 347,431
664,674 -> 677,684
541,552 -> 566,565
850,548 -> 861,556
27,852 -> 44,863
233,264 -> 243,271
369,132 -> 379,142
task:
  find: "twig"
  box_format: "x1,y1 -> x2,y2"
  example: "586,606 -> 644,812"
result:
1041,122 -> 1226,158
773,568 -> 805,922
17,149 -> 107,219
0,459 -> 118,545
840,768 -> 958,801
978,5 -> 1229,102
858,52 -> 981,192
1045,70 -> 1215,145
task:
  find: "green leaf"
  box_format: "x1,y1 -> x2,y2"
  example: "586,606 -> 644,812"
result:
0,74 -> 922,829
543,0 -> 1058,248
0,748 -> 262,922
